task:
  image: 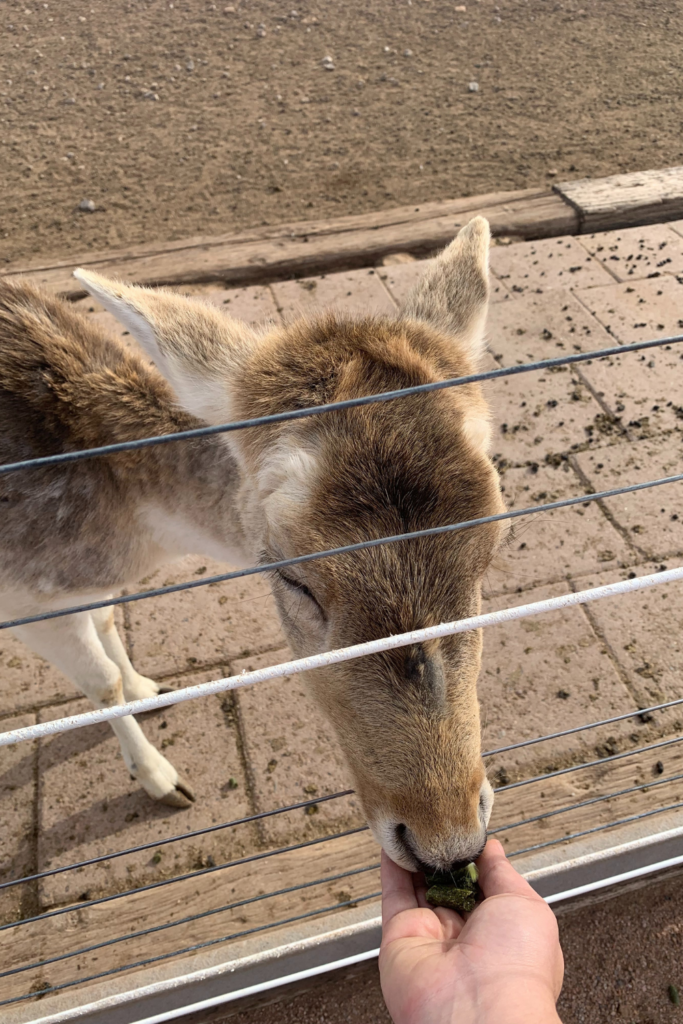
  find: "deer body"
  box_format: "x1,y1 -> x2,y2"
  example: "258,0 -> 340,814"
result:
0,219 -> 505,871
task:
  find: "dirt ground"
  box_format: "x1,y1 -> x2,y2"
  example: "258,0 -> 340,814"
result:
2,0 -> 683,268
217,875 -> 683,1024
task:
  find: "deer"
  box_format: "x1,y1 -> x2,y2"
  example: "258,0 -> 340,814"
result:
0,218 -> 506,873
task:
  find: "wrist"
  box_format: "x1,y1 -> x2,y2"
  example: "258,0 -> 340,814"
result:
471,978 -> 561,1024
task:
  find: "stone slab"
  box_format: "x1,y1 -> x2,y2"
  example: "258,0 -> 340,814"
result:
574,273 -> 683,344
479,583 -> 644,783
271,267 -> 396,320
485,460 -> 633,596
488,236 -> 615,296
0,631 -> 76,718
232,649 -> 360,847
36,670 -> 255,908
578,223 -> 683,282
125,557 -> 286,680
572,435 -> 683,562
172,283 -> 280,326
568,565 -> 683,717
0,714 -> 37,926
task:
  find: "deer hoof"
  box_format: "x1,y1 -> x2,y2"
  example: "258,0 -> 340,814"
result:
158,775 -> 195,808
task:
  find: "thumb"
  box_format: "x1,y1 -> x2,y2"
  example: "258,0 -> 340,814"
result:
476,838 -> 546,902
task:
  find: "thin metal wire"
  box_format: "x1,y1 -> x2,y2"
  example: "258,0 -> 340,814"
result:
495,734 -> 683,794
2,331 -> 681,477
0,789 -> 353,892
490,771 -> 683,836
3,566 -> 683,749
0,826 -> 369,934
483,696 -> 683,758
508,799 -> 683,859
0,863 -> 381,981
4,468 -> 683,633
0,890 -> 382,1008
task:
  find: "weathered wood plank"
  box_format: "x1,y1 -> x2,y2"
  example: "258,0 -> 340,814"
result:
0,189 -> 576,299
555,166 -> 683,232
3,734 -> 681,1008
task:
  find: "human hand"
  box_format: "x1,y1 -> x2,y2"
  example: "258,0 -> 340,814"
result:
379,838 -> 564,1024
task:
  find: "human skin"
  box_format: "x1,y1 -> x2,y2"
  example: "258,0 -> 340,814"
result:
379,838 -> 564,1024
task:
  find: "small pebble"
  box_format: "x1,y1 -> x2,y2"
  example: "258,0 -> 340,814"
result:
78,199 -> 96,212
455,4 -> 467,9
403,48 -> 413,56
256,24 -> 266,36
186,59 -> 194,71
468,81 -> 479,92
321,55 -> 335,70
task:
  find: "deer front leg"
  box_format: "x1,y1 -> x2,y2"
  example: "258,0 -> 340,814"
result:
12,612 -> 195,808
90,604 -> 175,703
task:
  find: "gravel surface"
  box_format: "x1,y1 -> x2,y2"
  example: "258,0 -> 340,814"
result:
2,0 -> 683,267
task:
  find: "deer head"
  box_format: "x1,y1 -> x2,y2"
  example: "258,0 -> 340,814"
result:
75,217 -> 506,872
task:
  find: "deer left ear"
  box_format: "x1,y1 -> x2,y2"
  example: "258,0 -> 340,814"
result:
400,217 -> 490,367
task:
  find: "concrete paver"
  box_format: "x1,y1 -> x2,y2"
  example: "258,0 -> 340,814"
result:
176,283 -> 280,325
578,223 -> 683,282
126,556 -> 285,680
574,273 -> 683,343
480,582 -> 639,781
0,631 -> 76,717
570,339 -> 683,438
231,649 -> 361,847
36,670 -> 255,908
573,435 -> 683,562
489,236 -> 615,296
0,714 -> 36,925
569,565 -> 683,716
272,267 -> 396,319
485,460 -> 633,596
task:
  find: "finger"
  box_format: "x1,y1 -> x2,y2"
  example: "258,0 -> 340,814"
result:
381,849 -> 419,926
476,838 -> 544,901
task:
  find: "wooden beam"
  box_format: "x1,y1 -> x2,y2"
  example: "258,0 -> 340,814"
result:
0,188 -> 576,299
555,166 -> 683,233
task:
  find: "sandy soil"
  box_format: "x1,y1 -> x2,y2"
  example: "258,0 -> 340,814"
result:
2,0 -> 683,268
217,874 -> 683,1024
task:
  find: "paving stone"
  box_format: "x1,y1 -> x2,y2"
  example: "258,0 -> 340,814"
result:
670,219 -> 683,239
271,267 -> 397,319
488,236 -> 614,296
487,288 -> 612,363
0,630 -> 76,716
479,583 -> 642,782
0,713 -> 36,925
486,291 -> 615,463
232,649 -> 361,846
574,273 -> 683,344
485,460 -> 633,597
37,671 -> 255,908
572,436 -> 683,562
378,257 -> 511,305
126,556 -> 286,680
578,224 -> 683,282
567,564 -> 683,724
175,283 -> 280,325
572,338 -> 683,438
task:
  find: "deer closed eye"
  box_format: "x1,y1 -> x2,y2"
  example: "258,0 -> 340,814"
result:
275,570 -> 326,621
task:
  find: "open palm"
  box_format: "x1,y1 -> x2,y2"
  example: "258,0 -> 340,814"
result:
379,838 -> 564,1024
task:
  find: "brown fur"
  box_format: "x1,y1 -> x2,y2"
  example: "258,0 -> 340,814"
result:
0,218 -> 505,868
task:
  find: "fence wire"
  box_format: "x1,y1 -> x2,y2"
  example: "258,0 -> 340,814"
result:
1,332 -> 681,478
1,327 -> 683,1007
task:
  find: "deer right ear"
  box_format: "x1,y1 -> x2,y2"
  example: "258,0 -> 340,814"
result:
400,217 -> 490,367
73,269 -> 259,428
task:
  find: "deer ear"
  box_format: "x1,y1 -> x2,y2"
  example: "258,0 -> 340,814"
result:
73,269 -> 259,425
401,216 -> 490,367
